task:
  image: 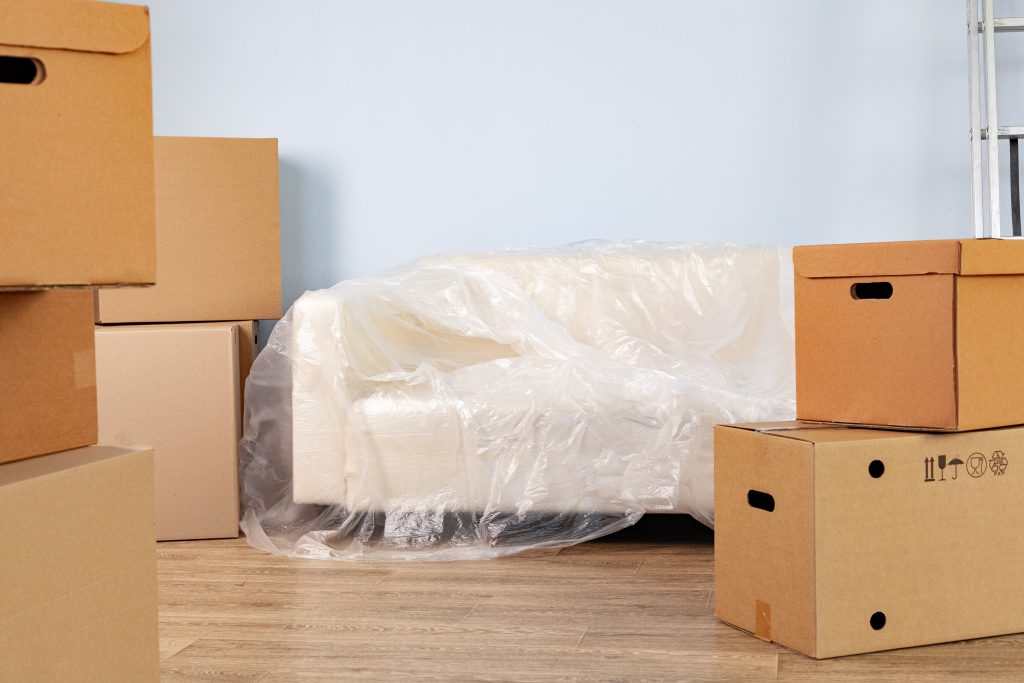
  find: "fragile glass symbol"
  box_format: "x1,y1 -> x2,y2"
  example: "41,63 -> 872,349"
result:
967,453 -> 987,478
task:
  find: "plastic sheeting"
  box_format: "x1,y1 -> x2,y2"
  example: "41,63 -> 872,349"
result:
240,242 -> 795,560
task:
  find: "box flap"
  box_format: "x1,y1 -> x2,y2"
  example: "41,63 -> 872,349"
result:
795,238 -> 1024,278
958,238 -> 1024,275
0,445 -> 138,488
793,240 -> 961,278
720,421 -> 922,444
0,1 -> 150,55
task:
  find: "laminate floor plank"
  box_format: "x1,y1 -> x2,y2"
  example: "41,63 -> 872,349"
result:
157,516 -> 1024,681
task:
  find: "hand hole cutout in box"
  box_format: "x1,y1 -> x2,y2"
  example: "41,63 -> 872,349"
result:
850,282 -> 893,300
0,56 -> 44,85
747,489 -> 775,512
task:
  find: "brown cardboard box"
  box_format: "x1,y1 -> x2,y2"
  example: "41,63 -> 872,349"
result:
96,136 -> 281,322
237,320 -> 258,406
795,238 -> 1024,431
0,0 -> 156,288
0,290 -> 97,464
0,445 -> 159,681
95,322 -> 254,540
715,420 -> 1024,658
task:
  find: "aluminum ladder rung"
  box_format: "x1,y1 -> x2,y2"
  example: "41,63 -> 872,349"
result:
977,17 -> 1024,32
980,126 -> 1024,140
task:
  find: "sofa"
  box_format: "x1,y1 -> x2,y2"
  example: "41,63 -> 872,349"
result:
241,242 -> 795,558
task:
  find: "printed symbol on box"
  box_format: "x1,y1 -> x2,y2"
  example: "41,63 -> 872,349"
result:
990,451 -> 1008,476
924,456 -> 936,482
948,458 -> 964,480
967,453 -> 987,478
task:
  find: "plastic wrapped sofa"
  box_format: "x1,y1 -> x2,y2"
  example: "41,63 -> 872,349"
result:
241,242 -> 796,559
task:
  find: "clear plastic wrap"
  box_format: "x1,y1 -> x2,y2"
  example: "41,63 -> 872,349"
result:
240,241 -> 795,560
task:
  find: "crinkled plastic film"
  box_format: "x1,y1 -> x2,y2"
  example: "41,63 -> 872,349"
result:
240,242 -> 795,560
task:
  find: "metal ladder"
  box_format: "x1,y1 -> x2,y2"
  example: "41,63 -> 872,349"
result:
968,0 -> 1024,238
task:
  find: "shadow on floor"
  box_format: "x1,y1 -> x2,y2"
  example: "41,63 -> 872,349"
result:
603,514 -> 713,545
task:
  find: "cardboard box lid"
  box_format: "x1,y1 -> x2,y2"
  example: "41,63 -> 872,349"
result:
0,0 -> 150,54
0,444 -> 138,488
721,421 -> 925,444
793,239 -> 1024,278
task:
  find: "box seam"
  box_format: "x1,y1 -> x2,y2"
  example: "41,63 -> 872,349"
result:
953,270 -> 961,430
811,440 -> 819,658
0,448 -> 152,491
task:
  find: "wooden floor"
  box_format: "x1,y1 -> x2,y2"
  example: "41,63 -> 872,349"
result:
158,516 -> 1024,681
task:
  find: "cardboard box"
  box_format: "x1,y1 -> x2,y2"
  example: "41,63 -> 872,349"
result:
715,420 -> 1024,658
237,320 -> 258,406
0,0 -> 156,288
0,290 -> 97,464
96,136 -> 281,322
0,445 -> 159,681
795,238 -> 1024,431
95,322 -> 253,540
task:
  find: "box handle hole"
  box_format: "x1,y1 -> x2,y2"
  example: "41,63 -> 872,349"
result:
747,489 -> 775,512
868,460 -> 885,478
870,611 -> 887,630
851,282 -> 893,300
0,56 -> 44,85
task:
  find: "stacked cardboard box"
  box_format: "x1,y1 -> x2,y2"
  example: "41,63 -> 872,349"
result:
95,135 -> 282,541
0,1 -> 160,677
715,239 -> 1024,658
0,446 -> 159,680
0,0 -> 156,288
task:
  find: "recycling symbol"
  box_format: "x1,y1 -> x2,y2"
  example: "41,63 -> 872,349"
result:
990,450 -> 1008,476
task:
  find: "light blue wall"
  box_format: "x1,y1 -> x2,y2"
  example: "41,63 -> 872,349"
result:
136,0 -> 985,317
